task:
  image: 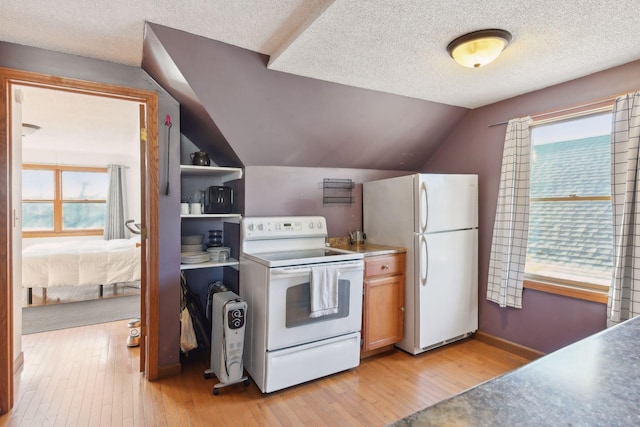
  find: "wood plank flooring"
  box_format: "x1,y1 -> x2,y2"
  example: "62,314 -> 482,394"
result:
1,317 -> 531,426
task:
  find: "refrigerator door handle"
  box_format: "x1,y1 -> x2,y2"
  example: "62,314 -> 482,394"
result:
420,235 -> 428,286
419,180 -> 428,234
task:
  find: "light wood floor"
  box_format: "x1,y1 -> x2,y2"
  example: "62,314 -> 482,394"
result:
1,320 -> 531,426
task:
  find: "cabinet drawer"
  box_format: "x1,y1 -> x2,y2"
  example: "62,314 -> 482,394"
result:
364,253 -> 405,277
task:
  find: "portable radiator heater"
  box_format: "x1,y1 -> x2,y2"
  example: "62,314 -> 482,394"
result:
204,290 -> 249,395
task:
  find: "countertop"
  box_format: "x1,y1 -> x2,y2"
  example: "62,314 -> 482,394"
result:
388,316 -> 640,426
330,241 -> 406,257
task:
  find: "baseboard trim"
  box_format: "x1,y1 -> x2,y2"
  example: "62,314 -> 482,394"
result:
14,351 -> 24,375
474,331 -> 545,361
156,363 -> 182,380
361,344 -> 395,359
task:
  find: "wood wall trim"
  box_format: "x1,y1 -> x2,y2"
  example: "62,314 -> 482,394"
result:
144,94 -> 160,381
524,280 -> 608,304
474,331 -> 545,361
23,164 -> 108,172
1,73 -> 13,414
0,66 -> 161,413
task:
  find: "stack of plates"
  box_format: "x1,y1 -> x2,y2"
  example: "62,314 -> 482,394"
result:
181,235 -> 207,264
181,244 -> 203,252
181,251 -> 211,264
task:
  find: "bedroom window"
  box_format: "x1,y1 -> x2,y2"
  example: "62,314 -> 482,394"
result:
22,164 -> 108,237
524,111 -> 613,294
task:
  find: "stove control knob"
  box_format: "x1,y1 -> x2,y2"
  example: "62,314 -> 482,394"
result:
308,222 -> 314,229
257,223 -> 264,231
247,223 -> 254,231
317,221 -> 323,229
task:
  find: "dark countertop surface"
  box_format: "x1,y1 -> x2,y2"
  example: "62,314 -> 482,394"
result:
388,316 -> 640,426
331,242 -> 406,257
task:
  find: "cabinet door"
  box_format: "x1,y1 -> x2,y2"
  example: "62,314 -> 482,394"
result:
363,272 -> 404,352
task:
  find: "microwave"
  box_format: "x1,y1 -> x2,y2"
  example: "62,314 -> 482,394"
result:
204,186 -> 233,214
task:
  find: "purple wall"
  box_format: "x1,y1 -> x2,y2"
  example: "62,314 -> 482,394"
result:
143,23 -> 469,172
244,166 -> 408,237
423,59 -> 640,353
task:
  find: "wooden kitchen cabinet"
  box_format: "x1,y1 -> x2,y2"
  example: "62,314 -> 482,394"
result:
362,252 -> 405,355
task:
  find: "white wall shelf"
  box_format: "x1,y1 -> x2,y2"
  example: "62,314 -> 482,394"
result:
180,164 -> 242,273
180,257 -> 239,271
180,165 -> 243,181
181,213 -> 241,220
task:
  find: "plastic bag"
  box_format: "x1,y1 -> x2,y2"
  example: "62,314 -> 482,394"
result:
180,307 -> 198,353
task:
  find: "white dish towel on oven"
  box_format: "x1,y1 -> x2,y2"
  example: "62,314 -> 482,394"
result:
309,265 -> 340,318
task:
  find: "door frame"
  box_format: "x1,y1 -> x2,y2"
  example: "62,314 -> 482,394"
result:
0,67 -> 160,413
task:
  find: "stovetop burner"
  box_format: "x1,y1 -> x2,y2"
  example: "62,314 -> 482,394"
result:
240,216 -> 363,267
242,247 -> 362,267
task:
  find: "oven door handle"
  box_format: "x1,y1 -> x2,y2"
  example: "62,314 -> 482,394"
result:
271,265 -> 364,277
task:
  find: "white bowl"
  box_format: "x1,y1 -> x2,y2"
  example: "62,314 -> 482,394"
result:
181,235 -> 203,245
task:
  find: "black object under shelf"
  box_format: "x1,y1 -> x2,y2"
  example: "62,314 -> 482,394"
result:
323,178 -> 355,205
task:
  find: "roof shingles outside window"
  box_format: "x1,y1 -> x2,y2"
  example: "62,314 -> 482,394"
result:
527,135 -> 612,282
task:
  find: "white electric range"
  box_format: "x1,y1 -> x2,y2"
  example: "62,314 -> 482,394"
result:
239,216 -> 364,393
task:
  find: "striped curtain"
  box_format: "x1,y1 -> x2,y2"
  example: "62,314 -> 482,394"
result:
609,91 -> 640,326
486,117 -> 532,308
103,164 -> 127,240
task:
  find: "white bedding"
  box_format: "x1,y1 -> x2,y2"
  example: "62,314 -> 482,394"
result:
22,237 -> 141,288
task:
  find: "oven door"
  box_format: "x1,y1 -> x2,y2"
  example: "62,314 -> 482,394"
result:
266,260 -> 364,351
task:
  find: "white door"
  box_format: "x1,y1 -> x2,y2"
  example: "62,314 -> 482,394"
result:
417,174 -> 478,233
416,229 -> 478,349
11,86 -> 23,359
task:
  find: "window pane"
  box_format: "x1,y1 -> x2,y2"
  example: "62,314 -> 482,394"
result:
526,200 -> 613,285
62,171 -> 108,200
62,203 -> 105,230
526,112 -> 613,286
22,170 -> 54,200
22,202 -> 54,230
530,135 -> 610,198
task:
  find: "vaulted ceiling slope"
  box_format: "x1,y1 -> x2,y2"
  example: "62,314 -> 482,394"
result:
143,23 -> 468,171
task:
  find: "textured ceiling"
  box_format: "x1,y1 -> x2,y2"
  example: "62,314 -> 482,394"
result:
3,0 -> 640,109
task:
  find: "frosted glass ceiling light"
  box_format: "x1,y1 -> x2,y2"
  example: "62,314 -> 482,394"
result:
447,29 -> 512,68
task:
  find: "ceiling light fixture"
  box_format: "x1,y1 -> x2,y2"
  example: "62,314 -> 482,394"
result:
447,29 -> 512,68
21,123 -> 41,137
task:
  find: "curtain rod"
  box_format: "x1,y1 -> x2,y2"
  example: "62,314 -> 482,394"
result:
487,95 -> 620,128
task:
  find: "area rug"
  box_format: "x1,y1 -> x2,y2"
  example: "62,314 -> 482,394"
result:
22,295 -> 140,335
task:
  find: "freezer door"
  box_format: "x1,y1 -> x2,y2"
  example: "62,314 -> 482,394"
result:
417,174 -> 478,233
363,174 -> 415,247
416,229 -> 478,349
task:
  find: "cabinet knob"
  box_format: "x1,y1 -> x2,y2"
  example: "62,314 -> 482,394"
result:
381,264 -> 390,270
400,307 -> 405,312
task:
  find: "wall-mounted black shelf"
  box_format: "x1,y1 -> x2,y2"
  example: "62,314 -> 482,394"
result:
323,178 -> 355,205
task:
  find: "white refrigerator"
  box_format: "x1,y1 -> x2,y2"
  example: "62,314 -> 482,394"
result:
363,173 -> 478,355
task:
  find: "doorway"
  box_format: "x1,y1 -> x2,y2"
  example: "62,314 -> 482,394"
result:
18,84 -> 142,326
0,67 -> 160,413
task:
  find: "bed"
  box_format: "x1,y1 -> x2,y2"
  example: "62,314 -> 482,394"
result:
22,237 -> 141,304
